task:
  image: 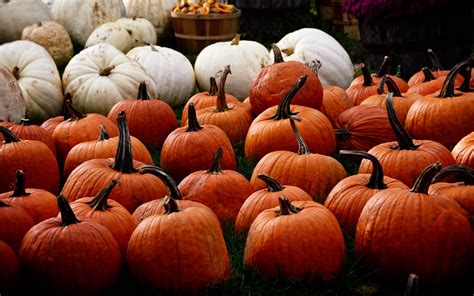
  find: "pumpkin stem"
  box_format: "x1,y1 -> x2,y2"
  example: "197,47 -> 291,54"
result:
19,118 -> 32,126
0,126 -> 20,143
421,67 -> 435,83
64,95 -> 86,120
216,65 -> 231,112
404,274 -> 419,296
339,150 -> 387,189
139,165 -> 181,200
111,111 -> 137,174
272,44 -> 285,64
99,65 -> 115,76
305,59 -> 321,75
277,197 -> 301,216
163,196 -> 180,214
437,58 -> 474,98
427,49 -> 443,71
375,56 -> 390,78
335,127 -> 351,139
432,165 -> 474,185
258,174 -> 284,192
137,82 -> 150,100
37,21 -> 43,27
381,75 -> 403,97
456,65 -> 473,92
86,179 -> 118,211
360,63 -> 374,86
386,93 -> 419,150
230,34 -> 240,45
268,76 -> 306,121
98,124 -> 109,141
290,118 -> 311,155
0,201 -> 11,207
208,77 -> 218,96
410,162 -> 442,194
150,44 -> 158,52
11,66 -> 20,80
57,193 -> 80,226
207,147 -> 223,174
186,103 -> 202,132
10,170 -> 30,197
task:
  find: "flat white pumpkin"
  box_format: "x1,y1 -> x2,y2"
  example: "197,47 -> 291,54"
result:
271,28 -> 354,89
115,17 -> 157,47
122,0 -> 175,37
21,21 -> 74,68
0,64 -> 26,123
63,43 -> 158,115
194,35 -> 270,100
85,22 -> 134,53
0,40 -> 63,123
51,0 -> 125,47
0,0 -> 52,43
127,45 -> 195,107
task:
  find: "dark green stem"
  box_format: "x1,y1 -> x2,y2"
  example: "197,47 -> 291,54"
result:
186,103 -> 202,132
58,193 -> 80,226
290,118 -> 311,155
209,77 -> 218,96
428,49 -> 443,71
437,58 -> 474,98
163,196 -> 180,213
375,56 -> 390,78
137,81 -> 150,100
216,65 -> 231,112
258,174 -> 284,192
0,126 -> 20,143
422,67 -> 435,83
360,63 -> 374,86
335,127 -> 351,140
64,95 -> 86,120
386,93 -> 419,150
456,65 -> 473,92
339,150 -> 387,189
111,111 -> 137,174
268,76 -> 307,121
410,162 -> 442,194
139,165 -> 181,200
98,124 -> 109,141
86,179 -> 118,211
10,170 -> 30,197
207,147 -> 223,174
277,197 -> 301,216
272,44 -> 284,63
432,165 -> 474,185
383,76 -> 403,97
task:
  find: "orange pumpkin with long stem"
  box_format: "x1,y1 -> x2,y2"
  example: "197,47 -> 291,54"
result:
406,67 -> 447,95
320,85 -> 353,127
407,49 -> 451,87
451,132 -> 474,168
346,63 -> 382,105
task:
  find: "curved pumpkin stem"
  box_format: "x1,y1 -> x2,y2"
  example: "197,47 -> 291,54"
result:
422,67 -> 436,83
277,197 -> 301,216
99,65 -> 115,76
386,93 -> 419,150
360,63 -> 374,86
86,179 -> 118,211
437,58 -> 474,98
10,170 -> 30,197
58,193 -> 80,226
11,66 -> 20,80
404,274 -> 419,296
410,162 -> 442,194
98,124 -> 109,141
272,44 -> 284,64
339,150 -> 387,189
432,165 -> 474,185
139,165 -> 181,200
375,56 -> 390,78
428,49 -> 443,71
456,65 -> 473,92
208,77 -> 218,96
19,118 -> 32,126
0,126 -> 20,143
268,75 -> 307,121
290,118 -> 311,155
163,196 -> 180,213
137,81 -> 150,100
112,111 -> 137,174
216,65 -> 231,112
186,103 -> 202,132
258,174 -> 284,192
207,147 -> 223,174
64,95 -> 86,120
381,75 -> 403,97
230,34 -> 240,46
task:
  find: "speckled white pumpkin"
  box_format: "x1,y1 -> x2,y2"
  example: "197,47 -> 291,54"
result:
271,28 -> 354,90
62,43 -> 158,115
51,0 -> 125,47
0,40 -> 63,123
194,35 -> 270,100
85,22 -> 134,53
0,0 -> 52,43
127,45 -> 195,107
122,0 -> 175,38
115,17 -> 157,47
0,64 -> 26,123
21,21 -> 74,68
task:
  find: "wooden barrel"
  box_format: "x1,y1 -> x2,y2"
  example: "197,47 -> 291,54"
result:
358,6 -> 472,79
171,9 -> 241,54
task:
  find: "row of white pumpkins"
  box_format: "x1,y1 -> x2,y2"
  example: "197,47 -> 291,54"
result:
0,0 -> 354,124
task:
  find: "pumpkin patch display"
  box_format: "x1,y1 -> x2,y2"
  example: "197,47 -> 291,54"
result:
244,197 -> 346,282
195,34 -> 271,100
0,201 -> 34,253
0,64 -> 25,123
249,44 -> 323,115
451,132 -> 474,168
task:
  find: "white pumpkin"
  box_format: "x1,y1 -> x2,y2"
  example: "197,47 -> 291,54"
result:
0,0 -> 52,44
115,17 -> 157,47
0,40 -> 63,123
41,0 -> 53,9
85,22 -> 134,53
63,43 -> 158,115
271,28 -> 354,89
51,0 -> 125,47
127,45 -> 195,107
122,0 -> 175,38
194,35 -> 271,100
21,21 -> 74,68
0,64 -> 26,123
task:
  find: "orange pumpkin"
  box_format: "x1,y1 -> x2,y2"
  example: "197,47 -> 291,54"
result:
451,132 -> 474,168
0,201 -> 34,253
406,67 -> 447,95
0,240 -> 19,293
407,49 -> 451,87
346,63 -> 381,105
7,118 -> 56,154
320,85 -> 353,127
